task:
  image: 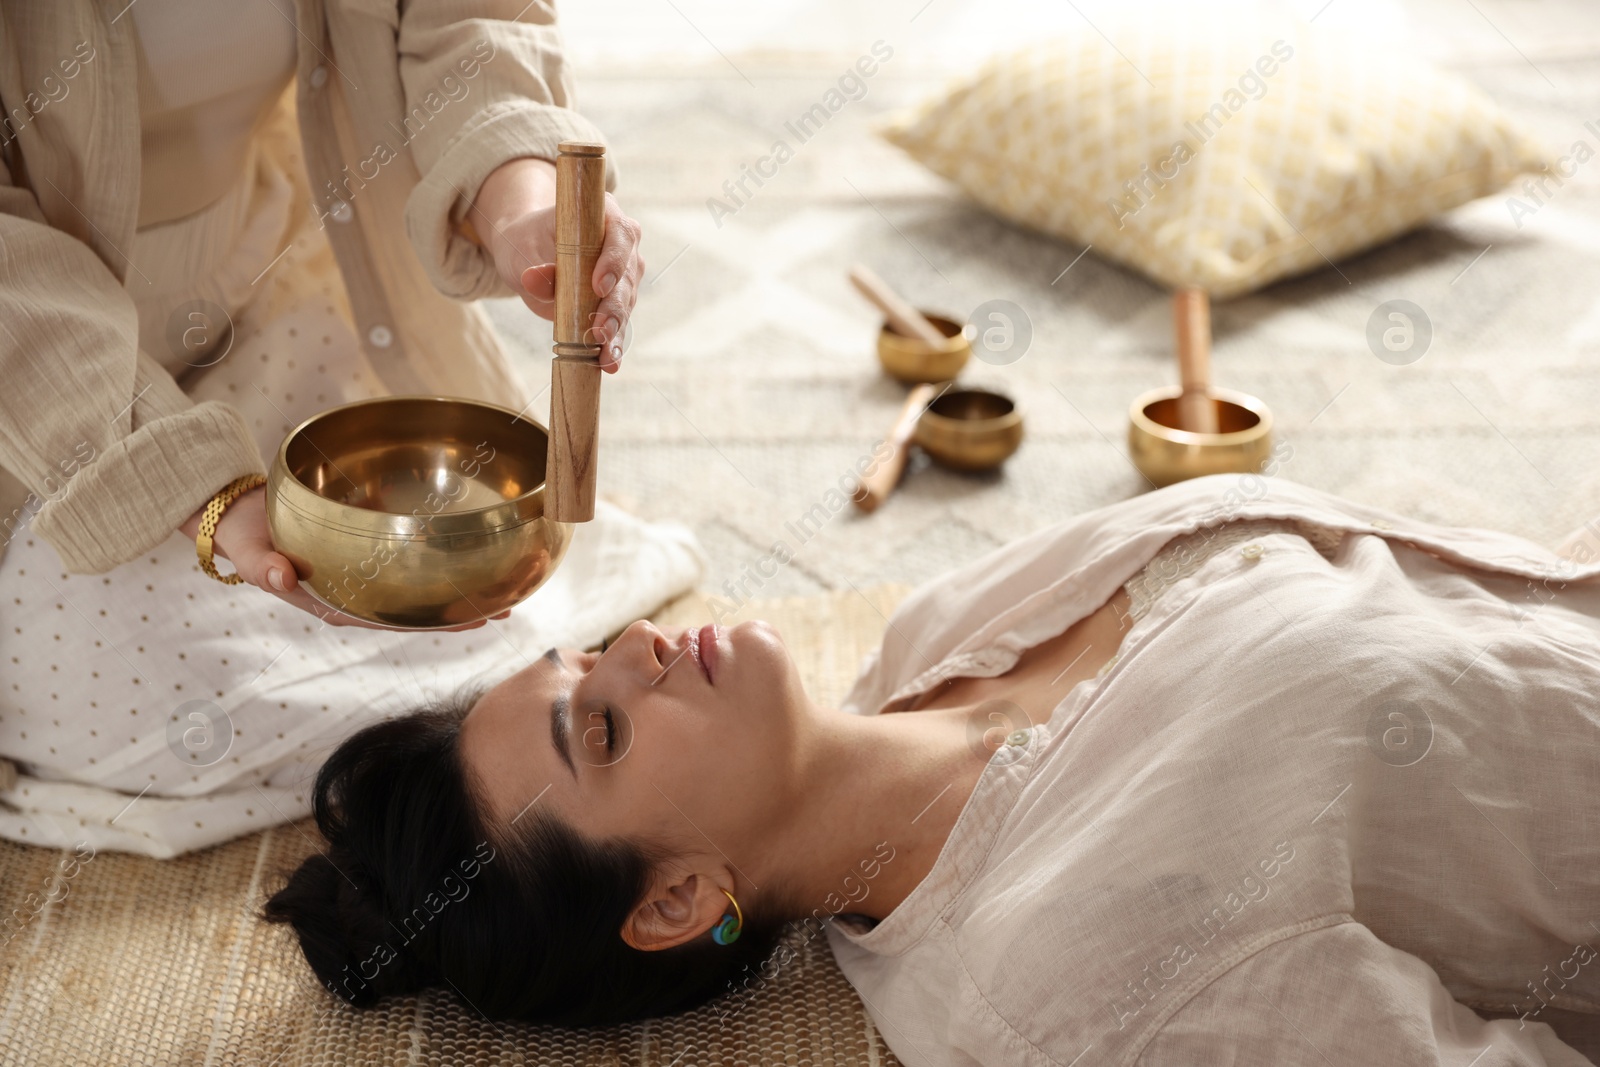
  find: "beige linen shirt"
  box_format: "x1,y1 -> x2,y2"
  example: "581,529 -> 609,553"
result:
0,0 -> 616,573
827,473 -> 1600,1067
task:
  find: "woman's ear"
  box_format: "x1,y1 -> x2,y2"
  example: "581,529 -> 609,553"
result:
620,870 -> 729,952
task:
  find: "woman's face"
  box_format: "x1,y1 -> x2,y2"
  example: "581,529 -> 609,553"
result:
459,618 -> 811,857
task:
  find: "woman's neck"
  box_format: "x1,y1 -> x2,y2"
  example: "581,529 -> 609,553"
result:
772,702 -> 995,927
758,590 -> 1132,930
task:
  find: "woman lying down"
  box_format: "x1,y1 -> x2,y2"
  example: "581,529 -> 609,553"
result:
265,473 -> 1600,1066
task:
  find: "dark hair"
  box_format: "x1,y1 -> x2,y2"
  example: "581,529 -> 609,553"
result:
262,682 -> 791,1027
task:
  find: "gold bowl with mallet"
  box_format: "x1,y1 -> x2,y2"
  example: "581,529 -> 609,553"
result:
263,140 -> 612,629
265,396 -> 572,630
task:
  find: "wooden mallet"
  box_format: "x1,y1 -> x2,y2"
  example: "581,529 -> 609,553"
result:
852,382 -> 938,513
547,141 -> 608,523
848,263 -> 949,348
1173,287 -> 1220,435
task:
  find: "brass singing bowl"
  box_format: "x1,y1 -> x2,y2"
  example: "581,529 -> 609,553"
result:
915,387 -> 1024,471
876,311 -> 974,384
265,395 -> 573,630
1128,385 -> 1274,489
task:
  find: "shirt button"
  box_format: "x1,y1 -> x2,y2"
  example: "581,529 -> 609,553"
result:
367,325 -> 393,348
309,66 -> 329,89
1371,519 -> 1393,530
1240,543 -> 1263,560
1005,729 -> 1030,747
329,199 -> 353,224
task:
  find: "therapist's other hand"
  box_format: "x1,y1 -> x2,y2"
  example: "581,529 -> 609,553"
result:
469,156 -> 644,374
177,487 -> 509,631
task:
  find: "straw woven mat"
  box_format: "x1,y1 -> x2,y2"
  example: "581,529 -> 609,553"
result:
0,584 -> 913,1066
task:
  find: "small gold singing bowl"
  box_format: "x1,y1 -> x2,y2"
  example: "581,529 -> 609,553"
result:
876,312 -> 974,384
915,387 -> 1024,471
1127,385 -> 1274,489
265,395 -> 573,630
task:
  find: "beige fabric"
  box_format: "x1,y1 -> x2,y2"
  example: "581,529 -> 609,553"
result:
0,0 -> 616,575
132,0 -> 298,227
124,103 -> 306,378
878,3 -> 1549,298
0,586 -> 911,1066
1121,515 -> 1346,627
1095,515 -> 1349,682
828,473 -> 1600,1067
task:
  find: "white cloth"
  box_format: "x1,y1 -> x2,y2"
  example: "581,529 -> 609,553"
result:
0,38 -> 705,860
827,472 -> 1600,1067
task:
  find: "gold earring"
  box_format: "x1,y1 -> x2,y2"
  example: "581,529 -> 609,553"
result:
711,888 -> 743,945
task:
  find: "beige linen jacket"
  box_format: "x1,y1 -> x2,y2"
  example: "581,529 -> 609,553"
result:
0,0 -> 617,573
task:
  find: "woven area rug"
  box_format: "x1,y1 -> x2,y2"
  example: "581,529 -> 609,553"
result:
0,585 -> 911,1066
484,0 -> 1600,603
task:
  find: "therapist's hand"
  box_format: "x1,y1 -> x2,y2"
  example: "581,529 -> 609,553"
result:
467,156 -> 643,373
177,487 -> 508,631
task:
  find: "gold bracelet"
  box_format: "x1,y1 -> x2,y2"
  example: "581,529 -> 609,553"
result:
196,474 -> 267,585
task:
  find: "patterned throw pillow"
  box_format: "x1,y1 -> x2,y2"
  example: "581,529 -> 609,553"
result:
878,13 -> 1549,297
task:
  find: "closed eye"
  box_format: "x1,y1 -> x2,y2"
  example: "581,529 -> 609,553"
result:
598,639 -> 617,754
